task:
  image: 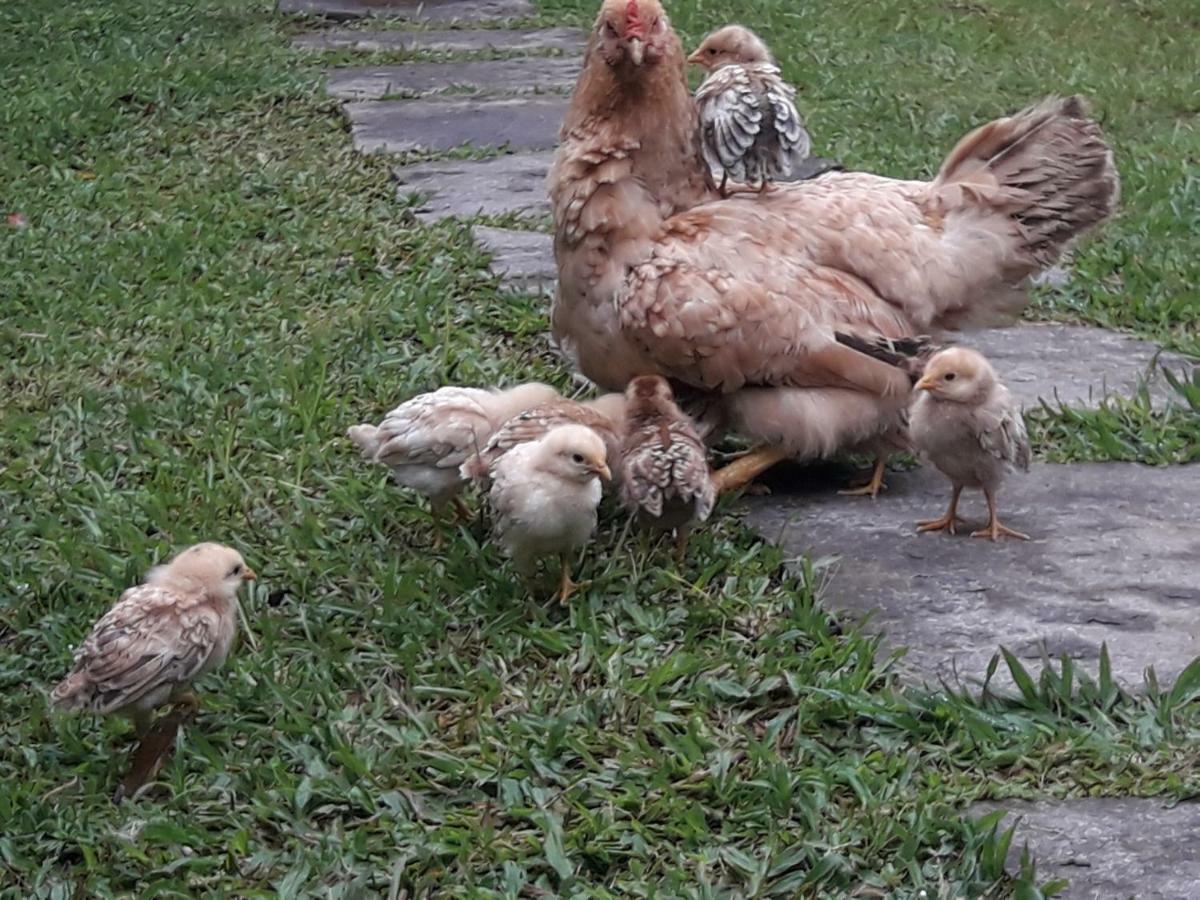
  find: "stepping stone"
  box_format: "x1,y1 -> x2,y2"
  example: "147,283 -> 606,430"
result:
395,151 -> 554,221
971,798 -> 1200,898
742,461 -> 1200,689
278,0 -> 535,23
964,323 -> 1193,409
347,96 -> 567,154
473,226 -> 554,293
293,26 -> 586,55
326,57 -> 579,100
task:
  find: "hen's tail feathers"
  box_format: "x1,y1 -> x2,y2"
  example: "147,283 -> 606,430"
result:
834,332 -> 941,383
936,95 -> 1119,269
346,424 -> 382,461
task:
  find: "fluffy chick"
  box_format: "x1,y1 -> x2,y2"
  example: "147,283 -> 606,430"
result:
51,542 -> 256,735
347,382 -> 560,543
460,393 -> 625,487
619,376 -> 715,560
909,347 -> 1032,541
688,25 -> 811,194
488,424 -> 611,603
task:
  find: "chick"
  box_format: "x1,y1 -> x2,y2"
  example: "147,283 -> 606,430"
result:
688,25 -> 811,195
488,424 -> 611,603
460,393 -> 625,488
347,382 -> 560,544
51,542 -> 256,734
909,347 -> 1032,541
618,376 -> 716,561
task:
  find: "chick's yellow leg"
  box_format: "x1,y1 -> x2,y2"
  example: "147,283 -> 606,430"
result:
839,457 -> 889,499
917,485 -> 966,535
673,529 -> 690,566
451,496 -> 473,523
712,446 -> 791,495
554,555 -> 588,605
971,488 -> 1029,542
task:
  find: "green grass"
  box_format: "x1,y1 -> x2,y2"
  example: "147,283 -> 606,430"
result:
2,0 -> 1198,896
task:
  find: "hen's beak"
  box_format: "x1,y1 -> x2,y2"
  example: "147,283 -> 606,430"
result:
627,37 -> 645,66
242,567 -> 258,582
914,375 -> 935,392
592,462 -> 613,482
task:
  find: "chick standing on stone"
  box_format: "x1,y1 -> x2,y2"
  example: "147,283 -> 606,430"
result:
488,424 -> 611,603
52,542 -> 255,735
618,375 -> 716,561
347,382 -> 560,545
460,393 -> 626,488
909,347 -> 1032,541
688,25 -> 812,195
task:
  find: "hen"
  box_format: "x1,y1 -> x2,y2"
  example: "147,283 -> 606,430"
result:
688,25 -> 812,195
348,382 -> 559,543
460,392 -> 626,486
549,0 -> 1117,493
619,375 -> 715,559
910,347 -> 1032,541
488,424 -> 611,603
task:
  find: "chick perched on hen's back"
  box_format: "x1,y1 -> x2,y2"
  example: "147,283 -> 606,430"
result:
619,375 -> 715,560
347,382 -> 559,543
909,347 -> 1032,541
688,25 -> 812,194
488,424 -> 611,604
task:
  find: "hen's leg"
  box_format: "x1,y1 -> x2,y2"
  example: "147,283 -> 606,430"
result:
971,488 -> 1029,541
838,457 -> 888,499
916,485 -> 966,534
712,446 -> 791,494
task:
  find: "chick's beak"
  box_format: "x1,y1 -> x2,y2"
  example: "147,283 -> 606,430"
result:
242,567 -> 257,582
627,37 -> 645,65
593,462 -> 612,482
915,375 -> 935,392
686,48 -> 703,65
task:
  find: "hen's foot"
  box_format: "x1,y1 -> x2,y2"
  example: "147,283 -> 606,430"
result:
971,518 -> 1030,542
916,513 -> 967,535
712,447 -> 791,495
838,458 -> 888,499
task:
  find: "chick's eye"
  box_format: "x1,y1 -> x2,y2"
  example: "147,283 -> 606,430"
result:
572,453 -> 585,464
230,564 -> 242,577
944,373 -> 957,382
707,47 -> 717,54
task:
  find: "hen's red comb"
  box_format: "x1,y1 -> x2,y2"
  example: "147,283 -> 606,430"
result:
624,0 -> 646,39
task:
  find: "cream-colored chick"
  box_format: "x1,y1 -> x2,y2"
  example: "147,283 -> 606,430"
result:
488,424 -> 611,603
619,375 -> 715,561
460,393 -> 625,488
909,347 -> 1032,541
688,25 -> 811,194
348,382 -> 560,543
51,542 -> 256,734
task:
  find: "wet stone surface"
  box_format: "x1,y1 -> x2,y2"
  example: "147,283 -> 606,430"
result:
394,151 -> 554,221
326,57 -> 579,100
743,461 -> 1200,689
278,0 -> 536,23
473,226 -> 555,293
293,26 -> 586,54
347,96 -> 568,154
971,798 -> 1200,899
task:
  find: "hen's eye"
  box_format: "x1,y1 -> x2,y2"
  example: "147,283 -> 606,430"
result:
708,47 -> 717,55
603,21 -> 618,37
572,453 -> 585,464
944,373 -> 957,382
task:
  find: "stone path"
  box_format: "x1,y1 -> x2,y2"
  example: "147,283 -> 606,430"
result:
283,0 -> 1199,891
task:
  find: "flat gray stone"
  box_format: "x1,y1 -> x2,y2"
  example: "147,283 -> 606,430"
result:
964,323 -> 1193,409
278,0 -> 534,23
972,798 -> 1200,898
293,26 -> 586,54
743,462 -> 1200,689
394,151 -> 553,221
347,96 -> 566,154
326,57 -> 579,100
473,226 -> 554,293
